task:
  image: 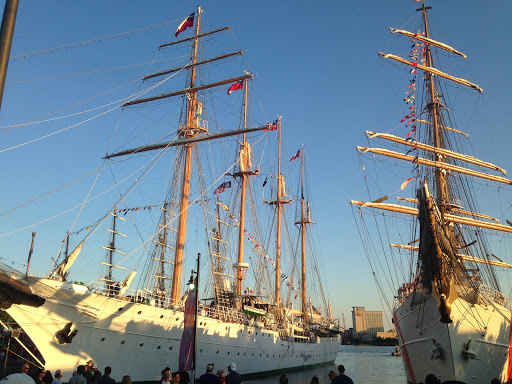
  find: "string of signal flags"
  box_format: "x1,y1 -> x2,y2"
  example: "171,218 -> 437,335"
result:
400,31 -> 426,191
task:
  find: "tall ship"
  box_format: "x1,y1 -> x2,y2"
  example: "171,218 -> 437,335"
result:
351,4 -> 511,384
0,7 -> 341,382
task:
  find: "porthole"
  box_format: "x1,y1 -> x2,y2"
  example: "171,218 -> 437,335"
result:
160,315 -> 164,319
176,318 -> 179,321
256,333 -> 258,335
118,308 -> 123,311
252,353 -> 254,356
237,353 -> 240,356
227,352 -> 230,355
169,346 -> 173,350
200,349 -> 203,353
157,346 -> 161,349
244,353 -> 246,356
259,354 -> 262,357
216,351 -> 219,354
138,311 -> 142,315
100,338 -> 105,342
248,331 -> 251,334
140,343 -> 144,347
121,341 -> 125,344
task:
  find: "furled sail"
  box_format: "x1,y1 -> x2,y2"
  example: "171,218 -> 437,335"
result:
389,28 -> 467,59
350,200 -> 512,234
239,141 -> 252,172
51,242 -> 84,280
119,271 -> 137,296
279,175 -> 286,197
378,52 -> 482,93
357,146 -> 512,185
365,131 -> 507,176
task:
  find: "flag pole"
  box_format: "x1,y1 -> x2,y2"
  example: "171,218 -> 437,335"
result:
192,252 -> 200,384
0,0 -> 19,111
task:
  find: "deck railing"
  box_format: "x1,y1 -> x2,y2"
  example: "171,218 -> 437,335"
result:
479,284 -> 512,311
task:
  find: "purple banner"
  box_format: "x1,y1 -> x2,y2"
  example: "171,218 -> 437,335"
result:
179,289 -> 197,371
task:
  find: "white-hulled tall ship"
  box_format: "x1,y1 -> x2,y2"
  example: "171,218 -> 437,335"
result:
352,4 -> 511,384
0,6 -> 341,382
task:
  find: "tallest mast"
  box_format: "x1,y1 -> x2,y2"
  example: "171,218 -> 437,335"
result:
170,6 -> 203,304
420,5 -> 448,214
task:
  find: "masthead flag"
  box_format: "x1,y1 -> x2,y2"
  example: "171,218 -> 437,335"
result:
175,13 -> 195,38
289,149 -> 300,162
227,80 -> 244,95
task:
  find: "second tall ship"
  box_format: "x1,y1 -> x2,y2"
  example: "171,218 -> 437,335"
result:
352,4 -> 512,384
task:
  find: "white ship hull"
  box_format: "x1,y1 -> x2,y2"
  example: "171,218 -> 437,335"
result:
4,278 -> 340,382
394,292 -> 511,384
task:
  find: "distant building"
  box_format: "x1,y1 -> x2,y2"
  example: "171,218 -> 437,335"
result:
377,329 -> 397,339
352,306 -> 384,336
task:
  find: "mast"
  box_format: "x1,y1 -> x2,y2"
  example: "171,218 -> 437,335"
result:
300,146 -> 306,319
64,232 -> 70,260
170,6 -> 202,304
294,145 -> 312,320
108,214 -> 117,282
159,202 -> 170,292
235,78 -> 249,297
275,120 -> 282,310
421,5 -> 448,215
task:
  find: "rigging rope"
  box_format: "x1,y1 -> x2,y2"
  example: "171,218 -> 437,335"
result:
11,19 -> 181,60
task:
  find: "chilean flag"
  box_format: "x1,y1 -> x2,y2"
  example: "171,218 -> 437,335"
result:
227,80 -> 244,95
289,149 -> 300,162
175,13 -> 195,38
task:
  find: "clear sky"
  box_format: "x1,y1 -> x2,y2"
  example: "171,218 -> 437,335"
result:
1,1 -> 511,329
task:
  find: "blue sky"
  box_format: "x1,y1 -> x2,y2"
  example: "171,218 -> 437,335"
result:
1,1 -> 511,329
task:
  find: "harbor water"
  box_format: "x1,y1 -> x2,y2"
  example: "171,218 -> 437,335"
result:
248,345 -> 407,384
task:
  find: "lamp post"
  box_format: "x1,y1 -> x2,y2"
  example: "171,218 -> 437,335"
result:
187,253 -> 200,384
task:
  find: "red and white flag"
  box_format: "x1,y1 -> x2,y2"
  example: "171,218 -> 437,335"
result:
227,80 -> 244,95
264,119 -> 278,131
175,13 -> 195,38
289,149 -> 300,162
400,177 -> 414,190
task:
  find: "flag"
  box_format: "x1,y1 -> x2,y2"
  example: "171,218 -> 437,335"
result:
264,119 -> 278,131
175,13 -> 195,38
213,181 -> 232,194
227,80 -> 244,95
405,145 -> 417,156
401,177 -> 414,190
289,149 -> 300,162
178,288 -> 197,371
401,113 -> 415,123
